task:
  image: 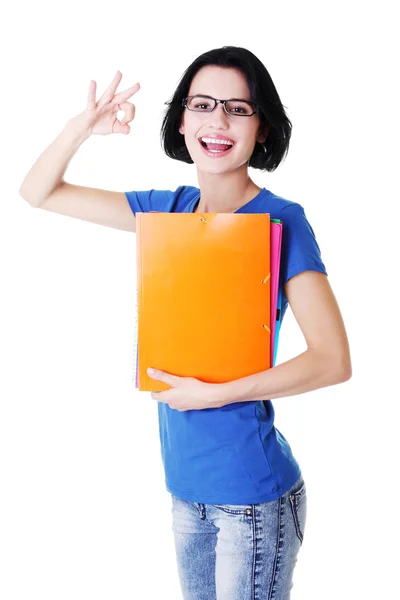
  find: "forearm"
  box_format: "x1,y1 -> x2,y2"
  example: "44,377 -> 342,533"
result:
219,348 -> 350,404
19,120 -> 90,206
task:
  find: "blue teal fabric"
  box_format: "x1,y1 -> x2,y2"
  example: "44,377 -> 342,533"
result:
124,185 -> 327,504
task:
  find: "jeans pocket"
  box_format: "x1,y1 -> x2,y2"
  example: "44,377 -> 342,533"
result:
288,479 -> 307,545
210,503 -> 254,515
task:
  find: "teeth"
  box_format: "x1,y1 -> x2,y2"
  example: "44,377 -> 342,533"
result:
201,137 -> 233,146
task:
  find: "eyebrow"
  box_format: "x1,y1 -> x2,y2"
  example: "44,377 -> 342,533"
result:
191,93 -> 253,101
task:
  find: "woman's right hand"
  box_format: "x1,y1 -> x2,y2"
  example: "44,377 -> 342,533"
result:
68,71 -> 140,136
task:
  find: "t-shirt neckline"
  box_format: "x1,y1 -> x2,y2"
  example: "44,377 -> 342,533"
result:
189,187 -> 268,214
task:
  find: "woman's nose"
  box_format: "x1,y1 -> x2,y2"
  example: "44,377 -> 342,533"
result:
206,102 -> 229,127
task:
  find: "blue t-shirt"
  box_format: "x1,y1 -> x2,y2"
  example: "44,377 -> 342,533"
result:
125,185 -> 328,504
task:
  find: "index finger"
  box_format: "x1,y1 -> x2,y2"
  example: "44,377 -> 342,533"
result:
113,82 -> 141,104
97,70 -> 124,106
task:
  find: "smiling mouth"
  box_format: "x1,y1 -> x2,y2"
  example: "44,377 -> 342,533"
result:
198,138 -> 235,154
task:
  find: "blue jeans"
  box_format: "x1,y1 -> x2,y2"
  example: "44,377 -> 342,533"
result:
170,475 -> 307,600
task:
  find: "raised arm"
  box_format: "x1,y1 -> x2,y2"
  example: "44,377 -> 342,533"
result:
19,71 -> 140,232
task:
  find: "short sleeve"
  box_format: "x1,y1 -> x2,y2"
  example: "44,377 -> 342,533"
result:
280,203 -> 328,285
124,189 -> 174,215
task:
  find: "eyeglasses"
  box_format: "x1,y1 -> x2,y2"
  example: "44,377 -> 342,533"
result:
181,95 -> 259,117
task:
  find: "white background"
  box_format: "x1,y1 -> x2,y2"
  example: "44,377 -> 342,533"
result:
1,1 -> 398,598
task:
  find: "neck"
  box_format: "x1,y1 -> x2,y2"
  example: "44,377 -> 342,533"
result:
194,167 -> 262,213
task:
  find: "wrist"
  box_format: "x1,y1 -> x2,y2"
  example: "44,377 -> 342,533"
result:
64,118 -> 91,144
213,382 -> 232,407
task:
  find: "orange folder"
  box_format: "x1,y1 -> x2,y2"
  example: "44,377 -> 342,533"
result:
135,212 -> 271,392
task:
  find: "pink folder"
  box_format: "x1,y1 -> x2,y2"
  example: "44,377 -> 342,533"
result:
270,221 -> 283,367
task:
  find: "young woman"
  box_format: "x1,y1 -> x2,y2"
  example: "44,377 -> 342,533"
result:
19,46 -> 352,600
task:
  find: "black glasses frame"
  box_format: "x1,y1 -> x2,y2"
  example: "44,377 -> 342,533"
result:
181,94 -> 259,117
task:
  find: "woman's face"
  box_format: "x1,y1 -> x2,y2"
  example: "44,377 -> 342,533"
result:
179,65 -> 268,174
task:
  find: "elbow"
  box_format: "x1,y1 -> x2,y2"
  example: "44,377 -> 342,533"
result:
316,350 -> 352,384
333,356 -> 352,383
19,186 -> 31,203
19,181 -> 29,199
19,188 -> 39,207
312,347 -> 352,383
337,366 -> 352,383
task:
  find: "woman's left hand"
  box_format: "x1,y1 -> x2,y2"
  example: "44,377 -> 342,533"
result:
147,368 -> 226,411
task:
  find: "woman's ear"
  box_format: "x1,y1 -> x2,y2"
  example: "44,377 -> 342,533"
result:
257,123 -> 270,144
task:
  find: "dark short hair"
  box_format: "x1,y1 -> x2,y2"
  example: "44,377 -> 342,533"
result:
160,46 -> 292,172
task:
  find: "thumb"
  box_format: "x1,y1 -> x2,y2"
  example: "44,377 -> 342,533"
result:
147,368 -> 166,379
147,368 -> 179,384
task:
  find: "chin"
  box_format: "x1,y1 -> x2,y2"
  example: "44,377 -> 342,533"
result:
194,152 -> 239,170
197,163 -> 237,175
